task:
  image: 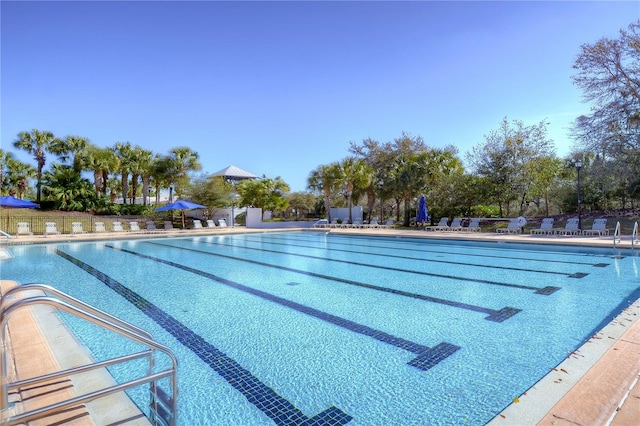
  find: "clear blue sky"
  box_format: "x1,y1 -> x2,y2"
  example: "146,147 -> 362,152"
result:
2,1 -> 638,192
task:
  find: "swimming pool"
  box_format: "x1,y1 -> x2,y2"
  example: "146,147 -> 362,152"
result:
2,231 -> 639,425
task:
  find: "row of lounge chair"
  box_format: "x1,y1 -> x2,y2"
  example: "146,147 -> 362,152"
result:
529,217 -> 610,236
314,218 -> 395,229
15,218 -> 229,237
423,217 -> 481,232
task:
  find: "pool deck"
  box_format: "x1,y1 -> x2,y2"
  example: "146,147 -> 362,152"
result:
1,226 -> 639,425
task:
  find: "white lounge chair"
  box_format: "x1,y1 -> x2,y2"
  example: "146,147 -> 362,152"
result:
44,222 -> 61,237
425,217 -> 449,231
16,222 -> 33,236
554,218 -> 581,235
365,218 -> 380,228
462,218 -> 481,232
71,222 -> 87,235
447,217 -> 464,231
218,219 -> 228,228
205,219 -> 216,228
129,221 -> 141,232
582,218 -> 610,236
193,219 -> 203,229
349,220 -> 364,228
328,218 -> 340,228
496,219 -> 523,234
94,222 -> 106,233
112,222 -> 124,232
164,221 -> 175,231
146,221 -> 160,232
530,218 -> 555,235
379,218 -> 394,228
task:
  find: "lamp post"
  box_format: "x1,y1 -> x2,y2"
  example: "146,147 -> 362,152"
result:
575,159 -> 582,230
378,178 -> 384,220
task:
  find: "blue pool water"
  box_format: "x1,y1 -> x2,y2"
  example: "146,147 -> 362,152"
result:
1,232 -> 639,425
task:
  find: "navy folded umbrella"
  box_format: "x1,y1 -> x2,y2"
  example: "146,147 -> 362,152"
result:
0,195 -> 38,208
155,200 -> 206,228
417,195 -> 428,225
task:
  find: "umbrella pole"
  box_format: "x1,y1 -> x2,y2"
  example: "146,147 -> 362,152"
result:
182,210 -> 185,228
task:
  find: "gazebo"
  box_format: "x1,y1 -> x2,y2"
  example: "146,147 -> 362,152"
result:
211,165 -> 259,184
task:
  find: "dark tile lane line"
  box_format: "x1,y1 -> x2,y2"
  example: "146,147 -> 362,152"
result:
104,244 -> 462,372
192,238 -> 562,295
54,248 -> 353,426
264,233 -> 613,266
234,235 -> 579,277
147,240 -> 520,322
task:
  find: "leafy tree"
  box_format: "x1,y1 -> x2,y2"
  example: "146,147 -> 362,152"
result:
13,129 -> 60,202
571,20 -> 640,208
285,192 -> 317,220
237,176 -> 290,219
467,117 -> 555,216
181,173 -> 230,218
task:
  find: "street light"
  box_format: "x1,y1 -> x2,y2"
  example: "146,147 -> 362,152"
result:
575,159 -> 582,230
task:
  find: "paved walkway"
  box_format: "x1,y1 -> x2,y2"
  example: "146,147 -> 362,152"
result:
1,226 -> 639,425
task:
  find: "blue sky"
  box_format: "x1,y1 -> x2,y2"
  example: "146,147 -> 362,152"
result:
2,1 -> 639,192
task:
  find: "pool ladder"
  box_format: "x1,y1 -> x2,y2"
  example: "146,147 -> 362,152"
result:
614,221 -> 640,249
0,283 -> 178,426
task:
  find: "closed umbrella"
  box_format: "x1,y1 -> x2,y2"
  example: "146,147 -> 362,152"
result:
155,200 -> 206,228
417,195 -> 428,227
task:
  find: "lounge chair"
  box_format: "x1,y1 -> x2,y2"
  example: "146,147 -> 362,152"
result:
496,219 -> 523,234
582,218 -> 610,236
425,217 -> 449,231
71,222 -> 87,235
16,222 -> 33,236
554,218 -> 581,235
193,219 -> 203,229
462,218 -> 481,232
164,221 -> 175,231
218,218 -> 228,228
328,218 -> 340,228
365,218 -> 380,228
94,222 -> 106,233
349,220 -> 363,228
44,222 -> 61,237
129,221 -> 141,232
146,221 -> 160,232
447,217 -> 464,231
379,218 -> 394,228
530,218 -> 555,235
205,219 -> 216,228
112,222 -> 124,232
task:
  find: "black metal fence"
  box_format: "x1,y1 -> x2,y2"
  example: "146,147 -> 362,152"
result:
0,215 -> 176,236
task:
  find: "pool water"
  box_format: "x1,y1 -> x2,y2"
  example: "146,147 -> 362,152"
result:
2,232 -> 639,425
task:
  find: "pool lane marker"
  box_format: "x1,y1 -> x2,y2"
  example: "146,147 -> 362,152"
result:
101,244 -> 462,371
248,234 -> 589,277
53,248 -> 353,426
193,237 -> 561,296
148,241 -> 521,322
273,233 -> 612,267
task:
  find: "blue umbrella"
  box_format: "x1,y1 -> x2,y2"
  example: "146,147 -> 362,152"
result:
155,200 -> 206,228
0,195 -> 38,208
417,195 -> 428,226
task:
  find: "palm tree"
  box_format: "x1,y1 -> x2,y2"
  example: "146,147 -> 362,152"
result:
0,149 -> 16,194
42,164 -> 95,211
50,135 -> 89,172
12,129 -> 59,202
113,141 -> 134,204
129,147 -> 153,204
338,157 -> 372,224
307,162 -> 342,222
167,147 -> 201,202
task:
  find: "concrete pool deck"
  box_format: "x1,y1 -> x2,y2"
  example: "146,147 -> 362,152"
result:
1,226 -> 639,425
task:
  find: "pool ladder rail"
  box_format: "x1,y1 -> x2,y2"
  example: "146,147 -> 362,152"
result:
0,284 -> 178,426
613,221 -> 640,249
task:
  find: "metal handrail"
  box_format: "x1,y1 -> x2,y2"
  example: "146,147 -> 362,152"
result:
613,221 -> 622,248
1,290 -> 178,425
0,230 -> 10,239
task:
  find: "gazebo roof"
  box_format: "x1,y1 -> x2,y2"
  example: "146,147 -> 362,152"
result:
212,165 -> 259,180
